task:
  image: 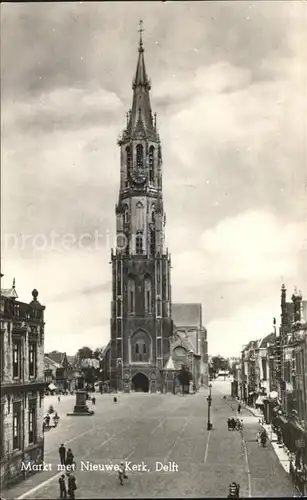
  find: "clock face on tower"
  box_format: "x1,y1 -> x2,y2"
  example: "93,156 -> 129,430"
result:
131,171 -> 147,185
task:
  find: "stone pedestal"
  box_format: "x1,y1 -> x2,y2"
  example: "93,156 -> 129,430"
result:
67,390 -> 94,416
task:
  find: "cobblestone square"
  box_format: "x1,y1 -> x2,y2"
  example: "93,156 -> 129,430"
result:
2,382 -> 295,499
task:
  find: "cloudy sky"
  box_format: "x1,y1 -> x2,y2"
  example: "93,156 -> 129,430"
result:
1,1 -> 306,357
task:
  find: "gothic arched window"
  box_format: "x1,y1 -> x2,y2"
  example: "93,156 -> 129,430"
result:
151,204 -> 155,222
135,341 -> 147,361
123,205 -> 129,225
149,146 -> 154,183
128,279 -> 135,314
136,231 -> 143,255
144,277 -> 152,314
136,202 -> 144,230
136,144 -> 144,169
126,146 -> 132,178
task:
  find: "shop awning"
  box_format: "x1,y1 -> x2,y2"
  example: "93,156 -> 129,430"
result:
48,383 -> 57,391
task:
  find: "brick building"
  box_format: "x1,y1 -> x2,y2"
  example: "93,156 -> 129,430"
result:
0,276 -> 45,487
107,27 -> 208,393
109,27 -> 173,393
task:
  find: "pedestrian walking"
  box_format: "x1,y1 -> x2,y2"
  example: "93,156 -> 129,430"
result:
228,482 -> 240,498
227,418 -> 231,430
256,431 -> 261,447
261,431 -> 267,447
59,444 -> 66,465
118,462 -> 127,485
66,448 -> 74,466
113,396 -> 117,403
58,395 -> 61,403
59,474 -> 67,499
67,473 -> 77,499
237,403 -> 241,414
92,396 -> 96,405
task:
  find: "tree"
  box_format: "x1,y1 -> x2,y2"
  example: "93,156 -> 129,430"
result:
212,355 -> 230,372
77,346 -> 93,360
93,347 -> 105,360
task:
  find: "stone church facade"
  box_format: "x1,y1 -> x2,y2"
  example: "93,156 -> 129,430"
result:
109,29 -> 173,393
108,28 -> 208,393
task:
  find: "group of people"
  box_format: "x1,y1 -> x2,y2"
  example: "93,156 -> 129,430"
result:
59,444 -> 75,467
58,444 -> 77,498
42,411 -> 59,432
227,417 -> 243,432
58,473 -> 77,499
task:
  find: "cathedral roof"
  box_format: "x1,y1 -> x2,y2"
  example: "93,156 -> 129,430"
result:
172,303 -> 202,328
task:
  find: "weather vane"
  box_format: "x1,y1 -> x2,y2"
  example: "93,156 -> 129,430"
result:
138,20 -> 144,45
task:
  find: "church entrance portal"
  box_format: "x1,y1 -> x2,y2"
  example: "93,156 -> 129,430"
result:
132,373 -> 149,393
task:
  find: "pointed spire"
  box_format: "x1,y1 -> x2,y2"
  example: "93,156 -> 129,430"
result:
133,20 -> 149,89
12,277 -> 16,289
127,21 -> 155,137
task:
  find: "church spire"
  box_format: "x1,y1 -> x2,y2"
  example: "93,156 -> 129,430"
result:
133,20 -> 149,89
127,21 -> 155,136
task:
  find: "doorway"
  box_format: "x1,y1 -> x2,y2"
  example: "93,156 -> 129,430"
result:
132,373 -> 149,392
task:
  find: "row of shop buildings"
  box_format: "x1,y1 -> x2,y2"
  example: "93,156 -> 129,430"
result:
232,285 -> 307,494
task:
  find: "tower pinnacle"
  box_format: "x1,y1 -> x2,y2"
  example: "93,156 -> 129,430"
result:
138,19 -> 144,51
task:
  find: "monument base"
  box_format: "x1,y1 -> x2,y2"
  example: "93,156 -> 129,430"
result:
67,390 -> 94,416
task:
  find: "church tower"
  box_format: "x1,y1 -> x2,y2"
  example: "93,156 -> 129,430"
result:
109,23 -> 173,393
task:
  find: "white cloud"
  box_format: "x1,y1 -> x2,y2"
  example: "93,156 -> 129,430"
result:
201,210 -> 303,282
207,298 -> 279,357
2,248 -> 112,354
2,86 -> 123,134
171,210 -> 305,288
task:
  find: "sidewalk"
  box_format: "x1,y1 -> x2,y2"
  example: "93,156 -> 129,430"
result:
242,401 -> 292,474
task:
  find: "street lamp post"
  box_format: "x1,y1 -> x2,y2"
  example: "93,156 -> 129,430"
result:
207,383 -> 213,430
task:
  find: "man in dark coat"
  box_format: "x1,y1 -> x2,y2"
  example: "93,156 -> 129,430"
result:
66,448 -> 74,466
67,473 -> 77,499
59,474 -> 67,499
59,444 -> 66,465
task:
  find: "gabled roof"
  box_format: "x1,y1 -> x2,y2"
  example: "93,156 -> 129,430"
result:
46,351 -> 68,366
173,331 -> 199,356
1,288 -> 18,299
172,303 -> 202,328
44,355 -> 61,370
